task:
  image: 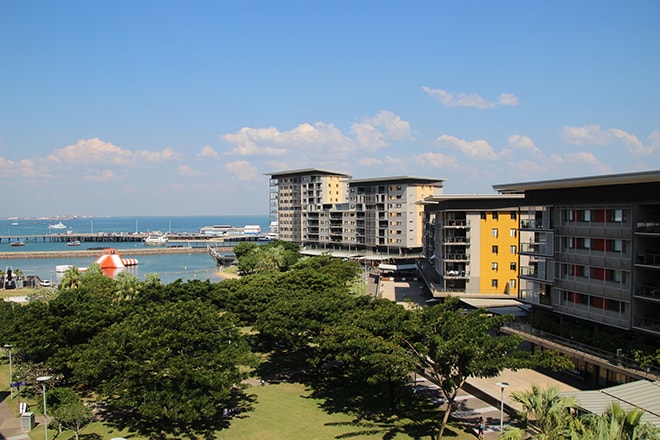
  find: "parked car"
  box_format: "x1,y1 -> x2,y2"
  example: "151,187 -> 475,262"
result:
40,280 -> 51,287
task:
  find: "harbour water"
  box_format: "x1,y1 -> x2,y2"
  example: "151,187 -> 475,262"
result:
1,215 -> 270,285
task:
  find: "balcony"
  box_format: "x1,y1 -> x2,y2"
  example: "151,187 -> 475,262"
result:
442,236 -> 470,244
520,266 -> 538,278
633,315 -> 660,335
635,253 -> 660,268
520,241 -> 551,255
520,219 -> 545,229
444,253 -> 469,261
444,270 -> 470,279
634,285 -> 660,302
443,219 -> 469,228
635,222 -> 660,234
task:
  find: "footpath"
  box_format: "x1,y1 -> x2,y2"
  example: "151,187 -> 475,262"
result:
0,391 -> 32,440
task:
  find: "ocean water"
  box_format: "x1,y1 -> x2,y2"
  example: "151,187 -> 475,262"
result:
1,215 -> 270,285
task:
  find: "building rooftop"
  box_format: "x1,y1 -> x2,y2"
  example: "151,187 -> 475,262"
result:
348,176 -> 445,185
265,168 -> 351,178
562,380 -> 660,428
493,170 -> 660,193
420,193 -> 524,204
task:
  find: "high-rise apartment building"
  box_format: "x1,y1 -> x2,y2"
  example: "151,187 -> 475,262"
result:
493,170 -> 660,339
420,195 -> 525,297
266,169 -> 443,256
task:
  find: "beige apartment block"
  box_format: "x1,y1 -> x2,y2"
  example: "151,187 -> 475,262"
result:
266,169 -> 443,257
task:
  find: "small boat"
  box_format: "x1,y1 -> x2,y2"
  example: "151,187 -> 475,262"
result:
11,222 -> 18,226
66,240 -> 81,246
49,221 -> 67,229
144,234 -> 168,246
10,241 -> 25,247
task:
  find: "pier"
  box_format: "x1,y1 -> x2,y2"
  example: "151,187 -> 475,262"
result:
0,232 -> 265,245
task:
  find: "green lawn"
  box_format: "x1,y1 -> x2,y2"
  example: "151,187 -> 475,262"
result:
2,359 -> 475,440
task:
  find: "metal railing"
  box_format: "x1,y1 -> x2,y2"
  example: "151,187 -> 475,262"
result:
503,322 -> 660,379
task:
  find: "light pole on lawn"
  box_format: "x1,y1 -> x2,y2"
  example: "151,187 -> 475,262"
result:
496,381 -> 510,432
37,376 -> 52,440
3,344 -> 12,398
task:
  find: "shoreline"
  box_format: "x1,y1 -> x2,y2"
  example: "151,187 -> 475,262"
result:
0,247 -> 212,259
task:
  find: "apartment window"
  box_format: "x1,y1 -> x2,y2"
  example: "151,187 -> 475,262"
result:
611,239 -> 623,252
481,212 -> 486,220
491,279 -> 498,288
492,245 -> 499,254
492,228 -> 498,237
509,279 -> 516,289
510,212 -> 517,220
582,209 -> 591,222
492,262 -> 498,271
510,245 -> 517,254
492,212 -> 499,220
611,209 -> 623,222
510,262 -> 517,271
510,228 -> 517,237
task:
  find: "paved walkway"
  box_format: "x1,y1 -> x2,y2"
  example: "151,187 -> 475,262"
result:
0,391 -> 32,440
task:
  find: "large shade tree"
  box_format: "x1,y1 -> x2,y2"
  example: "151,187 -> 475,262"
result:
405,297 -> 573,439
71,298 -> 256,436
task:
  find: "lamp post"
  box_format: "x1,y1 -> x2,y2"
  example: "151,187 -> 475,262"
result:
37,376 -> 52,440
496,381 -> 510,431
3,344 -> 12,399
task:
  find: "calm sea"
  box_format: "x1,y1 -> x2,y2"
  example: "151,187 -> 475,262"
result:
1,215 -> 270,285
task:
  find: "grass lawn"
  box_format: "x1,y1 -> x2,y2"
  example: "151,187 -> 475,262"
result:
2,358 -> 475,440
219,382 -> 474,440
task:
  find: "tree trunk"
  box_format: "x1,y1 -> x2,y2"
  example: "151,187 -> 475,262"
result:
436,399 -> 453,439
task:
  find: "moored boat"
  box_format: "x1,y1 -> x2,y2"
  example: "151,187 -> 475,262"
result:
49,221 -> 67,229
66,240 -> 81,246
10,241 -> 25,247
144,234 -> 168,246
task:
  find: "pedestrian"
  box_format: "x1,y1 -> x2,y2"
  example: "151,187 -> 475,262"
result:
478,417 -> 485,439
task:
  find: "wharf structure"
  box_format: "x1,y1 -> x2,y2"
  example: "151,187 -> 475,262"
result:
266,168 -> 443,260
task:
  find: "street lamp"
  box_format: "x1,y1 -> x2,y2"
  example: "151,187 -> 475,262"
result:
3,344 -> 12,399
37,375 -> 52,440
496,381 -> 510,431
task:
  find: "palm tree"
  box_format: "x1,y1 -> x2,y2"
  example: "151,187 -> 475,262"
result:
500,384 -> 577,440
579,402 -> 659,440
59,266 -> 82,290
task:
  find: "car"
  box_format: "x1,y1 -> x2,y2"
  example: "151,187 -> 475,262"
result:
39,280 -> 51,287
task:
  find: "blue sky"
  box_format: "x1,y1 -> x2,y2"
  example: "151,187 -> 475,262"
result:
1,1 -> 659,217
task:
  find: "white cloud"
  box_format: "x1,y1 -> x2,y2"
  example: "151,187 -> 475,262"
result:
47,137 -> 176,166
85,169 -> 114,181
422,86 -> 520,109
560,125 -> 613,146
198,145 -> 219,159
501,134 -> 543,158
435,134 -> 497,160
177,164 -> 203,176
561,125 -> 653,155
416,151 -> 460,168
222,122 -> 351,156
225,160 -> 259,180
350,110 -> 412,149
497,93 -> 520,106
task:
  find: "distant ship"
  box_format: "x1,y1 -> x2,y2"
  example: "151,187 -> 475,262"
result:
49,222 -> 67,229
66,240 -> 81,247
199,224 -> 262,237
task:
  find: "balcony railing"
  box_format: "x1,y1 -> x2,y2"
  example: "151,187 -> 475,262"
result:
520,219 -> 545,229
635,285 -> 660,301
443,219 -> 469,228
635,222 -> 660,234
636,253 -> 660,267
444,253 -> 469,261
519,266 -> 538,278
443,236 -> 470,244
